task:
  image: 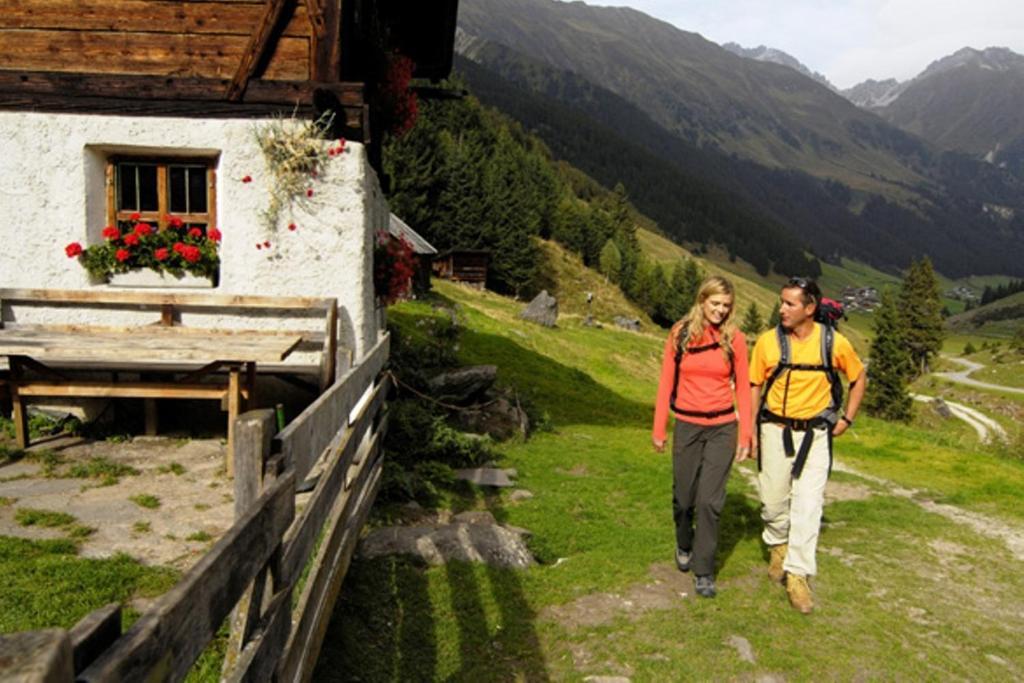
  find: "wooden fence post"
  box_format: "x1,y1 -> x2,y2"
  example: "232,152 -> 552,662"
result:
223,408 -> 279,675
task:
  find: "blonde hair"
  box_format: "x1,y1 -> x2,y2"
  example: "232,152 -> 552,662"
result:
672,275 -> 738,363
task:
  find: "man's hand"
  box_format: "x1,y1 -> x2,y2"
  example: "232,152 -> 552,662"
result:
831,419 -> 850,437
652,437 -> 666,453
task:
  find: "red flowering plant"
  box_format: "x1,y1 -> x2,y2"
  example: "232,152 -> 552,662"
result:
374,231 -> 417,305
374,51 -> 419,138
65,214 -> 221,281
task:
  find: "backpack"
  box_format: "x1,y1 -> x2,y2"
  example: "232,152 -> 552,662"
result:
669,323 -> 735,419
815,297 -> 846,329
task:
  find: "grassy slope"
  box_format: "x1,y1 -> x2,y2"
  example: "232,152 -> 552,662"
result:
318,280 -> 1024,681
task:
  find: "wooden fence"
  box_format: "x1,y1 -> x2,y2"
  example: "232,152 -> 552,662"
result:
0,333 -> 390,682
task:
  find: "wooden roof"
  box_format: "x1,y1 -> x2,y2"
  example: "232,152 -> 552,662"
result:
0,0 -> 460,136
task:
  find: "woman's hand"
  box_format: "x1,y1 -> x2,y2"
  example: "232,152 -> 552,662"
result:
734,444 -> 751,462
652,437 -> 666,453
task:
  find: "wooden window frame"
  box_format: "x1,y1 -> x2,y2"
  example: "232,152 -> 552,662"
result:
105,156 -> 217,231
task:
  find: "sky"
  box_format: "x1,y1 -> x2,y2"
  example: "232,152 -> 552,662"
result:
594,0 -> 1024,89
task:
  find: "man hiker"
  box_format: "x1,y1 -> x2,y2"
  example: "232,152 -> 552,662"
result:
748,277 -> 866,614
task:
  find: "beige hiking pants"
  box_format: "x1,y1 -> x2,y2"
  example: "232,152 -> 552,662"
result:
757,422 -> 831,577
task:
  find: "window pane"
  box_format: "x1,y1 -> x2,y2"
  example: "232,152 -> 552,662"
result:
187,167 -> 208,213
137,165 -> 158,212
169,167 -> 187,214
117,163 -> 137,211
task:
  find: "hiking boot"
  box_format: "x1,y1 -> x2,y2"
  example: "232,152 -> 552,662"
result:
786,573 -> 814,614
675,547 -> 692,572
768,543 -> 788,584
695,574 -> 717,598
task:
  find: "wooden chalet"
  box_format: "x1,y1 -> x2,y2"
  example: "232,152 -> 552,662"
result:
432,248 -> 491,289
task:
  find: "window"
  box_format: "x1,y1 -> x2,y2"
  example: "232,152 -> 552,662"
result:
107,158 -> 216,231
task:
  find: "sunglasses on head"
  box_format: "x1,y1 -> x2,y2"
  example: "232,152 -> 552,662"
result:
787,277 -> 810,289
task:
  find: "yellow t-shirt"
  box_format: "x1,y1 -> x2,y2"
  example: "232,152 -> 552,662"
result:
750,324 -> 864,419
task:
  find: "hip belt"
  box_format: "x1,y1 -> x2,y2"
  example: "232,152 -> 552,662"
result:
760,410 -> 834,478
672,404 -> 735,419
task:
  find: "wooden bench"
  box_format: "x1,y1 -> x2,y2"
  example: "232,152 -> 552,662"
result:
0,289 -> 340,463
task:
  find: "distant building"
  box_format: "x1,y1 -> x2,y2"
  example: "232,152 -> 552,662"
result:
432,249 -> 491,289
840,286 -> 881,312
388,213 -> 437,295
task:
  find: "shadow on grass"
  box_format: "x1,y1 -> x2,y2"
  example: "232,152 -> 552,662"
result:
312,487 -> 551,682
716,490 -> 764,573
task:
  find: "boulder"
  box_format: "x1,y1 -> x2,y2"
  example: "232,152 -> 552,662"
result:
359,521 -> 535,569
521,290 -> 558,327
450,396 -> 529,440
428,365 -> 497,404
932,398 -> 954,419
613,316 -> 641,332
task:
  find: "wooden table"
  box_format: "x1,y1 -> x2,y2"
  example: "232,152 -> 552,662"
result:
0,325 -> 303,467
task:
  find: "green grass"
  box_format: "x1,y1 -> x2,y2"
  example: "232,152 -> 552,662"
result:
132,521 -> 152,534
15,508 -> 77,528
157,462 -> 187,476
0,535 -> 178,633
315,280 -> 1024,681
130,494 -> 161,510
186,530 -> 212,543
68,457 -> 141,484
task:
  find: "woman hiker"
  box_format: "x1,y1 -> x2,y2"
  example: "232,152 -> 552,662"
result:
652,275 -> 753,598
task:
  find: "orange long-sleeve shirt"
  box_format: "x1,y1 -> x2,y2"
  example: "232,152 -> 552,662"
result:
652,324 -> 752,445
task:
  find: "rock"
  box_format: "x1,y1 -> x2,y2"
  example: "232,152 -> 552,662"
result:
454,468 -> 516,487
613,316 -> 641,332
726,634 -> 756,664
508,489 -> 534,502
450,397 -> 529,440
520,290 -> 558,327
359,522 -> 535,569
428,365 -> 497,404
932,398 -> 954,419
452,510 -> 497,525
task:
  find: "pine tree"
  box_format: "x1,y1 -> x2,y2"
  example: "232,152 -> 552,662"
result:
768,302 -> 781,328
741,302 -> 764,336
865,289 -> 914,421
664,259 -> 691,321
598,239 -> 622,283
680,258 -> 702,312
899,257 -> 944,375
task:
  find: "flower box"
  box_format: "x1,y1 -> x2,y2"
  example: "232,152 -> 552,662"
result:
108,270 -> 214,289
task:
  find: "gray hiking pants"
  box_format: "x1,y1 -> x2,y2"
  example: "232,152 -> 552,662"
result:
672,420 -> 737,576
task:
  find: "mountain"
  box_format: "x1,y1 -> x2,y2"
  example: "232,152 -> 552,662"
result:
842,78 -> 905,110
457,0 -> 931,197
454,0 -> 1024,277
879,48 -> 1024,173
722,42 -> 835,91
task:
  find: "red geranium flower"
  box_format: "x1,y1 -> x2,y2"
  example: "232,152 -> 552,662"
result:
102,225 -> 120,240
306,188 -> 314,198
134,222 -> 153,236
115,248 -> 131,262
207,227 -> 222,242
65,242 -> 83,258
181,245 -> 201,263
154,247 -> 169,261
173,242 -> 185,254
130,212 -> 141,221
242,175 -> 252,184
256,243 -> 263,250
263,240 -> 271,248
188,227 -> 203,239
167,215 -> 184,229
123,233 -> 140,246
288,223 -> 297,231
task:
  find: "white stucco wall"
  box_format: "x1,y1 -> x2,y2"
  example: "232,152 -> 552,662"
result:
0,111 -> 383,360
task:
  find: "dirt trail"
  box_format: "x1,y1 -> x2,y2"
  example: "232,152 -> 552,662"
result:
935,356 -> 1024,395
909,393 -> 1008,443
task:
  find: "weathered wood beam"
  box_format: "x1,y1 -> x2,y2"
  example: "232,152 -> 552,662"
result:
310,0 -> 342,82
2,0 -> 313,38
228,0 -> 295,101
0,287 -> 335,310
0,69 -> 362,105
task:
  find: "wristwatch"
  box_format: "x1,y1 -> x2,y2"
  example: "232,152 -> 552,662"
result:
840,415 -> 854,426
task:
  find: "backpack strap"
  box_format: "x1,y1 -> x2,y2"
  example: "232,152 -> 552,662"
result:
669,325 -> 734,415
